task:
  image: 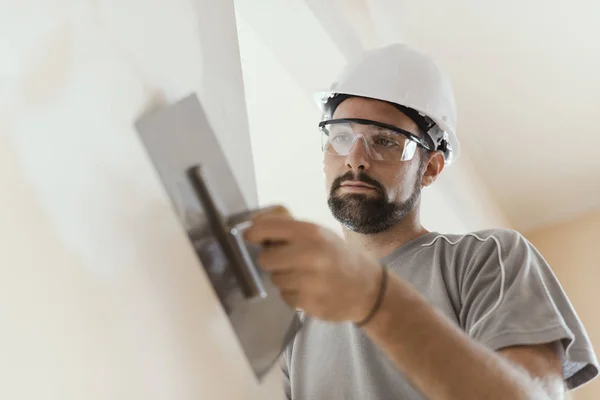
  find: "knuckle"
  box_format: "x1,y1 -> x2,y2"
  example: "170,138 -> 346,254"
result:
254,205 -> 291,221
283,292 -> 300,308
271,205 -> 291,216
312,292 -> 328,308
270,273 -> 283,286
257,252 -> 272,269
300,250 -> 327,272
301,221 -> 323,238
312,253 -> 330,271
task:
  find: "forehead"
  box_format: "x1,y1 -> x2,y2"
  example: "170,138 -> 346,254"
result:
331,97 -> 419,134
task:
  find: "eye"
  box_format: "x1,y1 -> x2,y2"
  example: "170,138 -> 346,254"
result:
373,136 -> 400,148
330,132 -> 353,143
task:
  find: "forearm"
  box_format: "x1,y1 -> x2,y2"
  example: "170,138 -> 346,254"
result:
361,274 -> 554,400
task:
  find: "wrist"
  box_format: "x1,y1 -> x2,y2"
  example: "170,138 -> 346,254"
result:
354,263 -> 388,326
361,274 -> 429,335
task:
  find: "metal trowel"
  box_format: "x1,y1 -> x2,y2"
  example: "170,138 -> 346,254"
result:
134,93 -> 302,379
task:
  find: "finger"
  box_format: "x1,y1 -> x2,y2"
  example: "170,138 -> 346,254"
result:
269,271 -> 298,291
257,243 -> 319,273
280,290 -> 302,309
257,243 -> 292,272
252,205 -> 292,221
244,218 -> 318,245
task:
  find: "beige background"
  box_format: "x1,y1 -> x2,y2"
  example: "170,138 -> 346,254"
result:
526,210 -> 600,399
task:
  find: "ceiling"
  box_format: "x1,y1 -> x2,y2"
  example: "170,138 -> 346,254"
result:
235,0 -> 600,232
382,1 -> 600,232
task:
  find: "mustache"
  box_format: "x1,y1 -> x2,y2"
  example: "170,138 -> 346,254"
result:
330,171 -> 385,195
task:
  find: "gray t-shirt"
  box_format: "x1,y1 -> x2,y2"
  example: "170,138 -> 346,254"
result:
282,229 -> 599,399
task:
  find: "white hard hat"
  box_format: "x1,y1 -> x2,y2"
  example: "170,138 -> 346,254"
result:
316,43 -> 460,165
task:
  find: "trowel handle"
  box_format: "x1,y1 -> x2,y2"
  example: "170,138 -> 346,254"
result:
229,220 -> 267,299
187,165 -> 267,299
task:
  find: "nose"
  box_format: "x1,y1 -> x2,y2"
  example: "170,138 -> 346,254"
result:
345,136 -> 371,172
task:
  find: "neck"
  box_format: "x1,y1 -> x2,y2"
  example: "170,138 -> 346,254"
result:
341,209 -> 429,260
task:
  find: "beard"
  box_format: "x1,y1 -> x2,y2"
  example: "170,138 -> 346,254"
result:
327,170 -> 422,234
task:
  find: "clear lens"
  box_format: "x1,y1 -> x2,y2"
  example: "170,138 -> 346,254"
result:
320,122 -> 418,161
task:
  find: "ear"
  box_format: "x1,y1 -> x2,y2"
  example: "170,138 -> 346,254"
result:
421,151 -> 445,187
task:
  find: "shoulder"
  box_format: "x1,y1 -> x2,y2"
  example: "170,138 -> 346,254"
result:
422,228 -> 529,253
421,229 -> 539,275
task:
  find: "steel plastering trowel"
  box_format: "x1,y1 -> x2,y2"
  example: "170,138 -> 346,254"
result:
134,93 -> 302,379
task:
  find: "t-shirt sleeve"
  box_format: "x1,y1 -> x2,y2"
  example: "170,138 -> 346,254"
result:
460,229 -> 598,390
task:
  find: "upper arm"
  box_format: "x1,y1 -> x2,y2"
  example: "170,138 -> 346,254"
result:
498,341 -> 566,399
459,230 -> 598,390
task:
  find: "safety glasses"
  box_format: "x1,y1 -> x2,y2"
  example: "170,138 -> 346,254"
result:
319,118 -> 433,162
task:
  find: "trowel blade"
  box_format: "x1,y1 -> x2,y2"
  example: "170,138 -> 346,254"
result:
134,93 -> 301,379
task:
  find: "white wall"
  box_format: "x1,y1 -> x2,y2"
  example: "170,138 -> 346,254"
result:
236,14 -> 340,233
0,1 -> 270,399
421,151 -> 512,233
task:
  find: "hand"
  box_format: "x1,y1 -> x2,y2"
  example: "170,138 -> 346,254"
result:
243,206 -> 383,323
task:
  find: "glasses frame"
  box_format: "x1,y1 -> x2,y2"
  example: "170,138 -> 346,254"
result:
318,118 -> 434,155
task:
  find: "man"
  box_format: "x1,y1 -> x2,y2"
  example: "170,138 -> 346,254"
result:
243,44 -> 598,399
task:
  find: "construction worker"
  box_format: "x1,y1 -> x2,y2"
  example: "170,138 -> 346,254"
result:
243,44 -> 598,399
